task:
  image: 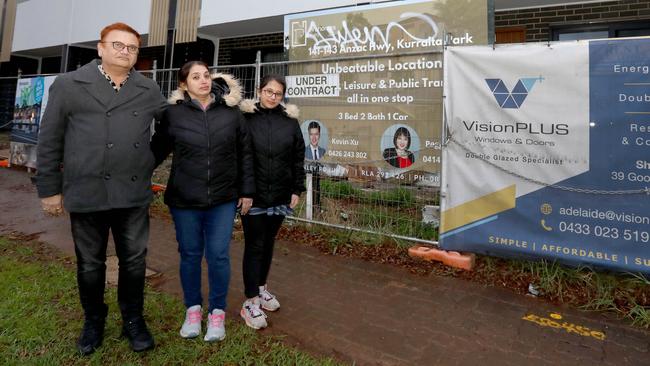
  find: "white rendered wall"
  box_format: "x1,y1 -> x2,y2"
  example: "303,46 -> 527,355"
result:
199,0 -> 392,26
12,0 -> 608,52
13,0 -> 72,51
13,0 -> 152,52
67,0 -> 152,45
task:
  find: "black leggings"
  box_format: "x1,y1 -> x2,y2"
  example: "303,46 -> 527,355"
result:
241,214 -> 285,298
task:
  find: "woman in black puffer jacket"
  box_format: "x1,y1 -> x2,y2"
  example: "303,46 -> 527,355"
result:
151,61 -> 254,342
238,74 -> 305,330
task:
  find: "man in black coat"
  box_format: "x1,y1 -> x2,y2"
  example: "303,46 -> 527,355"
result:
35,23 -> 166,355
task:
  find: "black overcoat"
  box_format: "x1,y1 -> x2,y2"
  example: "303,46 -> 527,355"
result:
36,59 -> 166,212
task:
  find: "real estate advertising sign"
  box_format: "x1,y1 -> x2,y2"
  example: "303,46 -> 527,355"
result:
441,38 -> 650,274
284,0 -> 490,185
10,76 -> 57,168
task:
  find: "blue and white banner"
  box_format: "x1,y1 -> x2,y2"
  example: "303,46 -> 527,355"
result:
441,38 -> 650,274
10,76 -> 57,168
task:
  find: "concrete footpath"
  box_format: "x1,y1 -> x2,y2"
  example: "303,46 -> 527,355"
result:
1,167 -> 649,365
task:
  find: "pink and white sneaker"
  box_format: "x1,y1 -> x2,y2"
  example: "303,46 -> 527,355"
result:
180,305 -> 202,338
259,286 -> 280,312
204,309 -> 226,341
240,297 -> 267,330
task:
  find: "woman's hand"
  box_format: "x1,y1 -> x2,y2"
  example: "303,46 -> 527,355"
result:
238,197 -> 253,215
290,194 -> 300,209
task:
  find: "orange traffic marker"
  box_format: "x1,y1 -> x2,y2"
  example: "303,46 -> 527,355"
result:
151,183 -> 166,193
0,159 -> 8,168
408,245 -> 475,271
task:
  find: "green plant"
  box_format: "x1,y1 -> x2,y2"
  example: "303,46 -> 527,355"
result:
365,187 -> 415,207
627,304 -> 650,328
319,180 -> 362,199
624,272 -> 650,286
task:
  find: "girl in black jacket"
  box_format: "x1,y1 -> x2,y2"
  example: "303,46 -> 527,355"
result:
151,61 -> 254,341
238,74 -> 305,329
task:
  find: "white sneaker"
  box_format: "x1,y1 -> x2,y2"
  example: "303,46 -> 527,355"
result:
259,286 -> 280,312
240,298 -> 267,330
204,309 -> 226,342
180,305 -> 202,338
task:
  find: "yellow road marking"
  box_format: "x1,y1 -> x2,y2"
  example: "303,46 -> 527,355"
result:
522,313 -> 606,341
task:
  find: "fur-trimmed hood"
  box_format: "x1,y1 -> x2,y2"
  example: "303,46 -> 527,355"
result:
239,99 -> 300,120
167,73 -> 242,107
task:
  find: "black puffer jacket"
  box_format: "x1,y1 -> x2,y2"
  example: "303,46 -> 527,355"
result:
240,100 -> 305,208
152,73 -> 255,208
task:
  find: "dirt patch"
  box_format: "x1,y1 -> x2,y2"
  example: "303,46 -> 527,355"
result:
8,183 -> 35,193
2,232 -> 166,291
150,195 -> 173,223
0,130 -> 10,150
1,232 -> 75,269
152,157 -> 172,185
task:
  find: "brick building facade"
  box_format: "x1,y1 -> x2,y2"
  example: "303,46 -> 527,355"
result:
495,0 -> 650,42
216,0 -> 650,65
217,33 -> 284,65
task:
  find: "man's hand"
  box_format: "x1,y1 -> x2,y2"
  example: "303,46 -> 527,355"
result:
238,197 -> 253,215
41,194 -> 64,216
290,194 -> 300,209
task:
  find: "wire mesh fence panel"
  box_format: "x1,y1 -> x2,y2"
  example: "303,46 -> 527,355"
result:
0,77 -> 18,130
258,54 -> 443,245
140,68 -> 179,98
212,65 -> 257,99
0,57 -> 442,244
142,66 -> 259,100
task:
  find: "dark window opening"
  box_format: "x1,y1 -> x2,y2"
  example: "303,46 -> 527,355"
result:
552,20 -> 650,41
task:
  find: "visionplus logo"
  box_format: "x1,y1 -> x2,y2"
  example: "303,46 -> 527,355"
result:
485,76 -> 544,109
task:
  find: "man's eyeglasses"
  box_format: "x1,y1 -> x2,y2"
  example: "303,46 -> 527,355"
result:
102,41 -> 139,54
262,89 -> 284,99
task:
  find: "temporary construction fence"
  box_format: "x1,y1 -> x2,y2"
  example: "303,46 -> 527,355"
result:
148,55 -> 442,245
2,51 -> 443,246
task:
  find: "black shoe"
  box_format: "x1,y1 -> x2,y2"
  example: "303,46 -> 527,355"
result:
121,317 -> 155,352
77,317 -> 105,356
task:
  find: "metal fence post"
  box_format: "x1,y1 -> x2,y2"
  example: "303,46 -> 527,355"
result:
305,172 -> 313,221
254,50 -> 261,99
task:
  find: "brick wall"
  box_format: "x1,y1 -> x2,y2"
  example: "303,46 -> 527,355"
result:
215,0 -> 650,64
217,33 -> 284,65
495,0 -> 650,42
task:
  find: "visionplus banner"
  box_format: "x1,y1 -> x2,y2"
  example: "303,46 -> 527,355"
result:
284,0 -> 490,185
441,39 -> 650,274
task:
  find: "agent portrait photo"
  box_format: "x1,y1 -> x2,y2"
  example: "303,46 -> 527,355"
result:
304,120 -> 326,160
383,126 -> 416,168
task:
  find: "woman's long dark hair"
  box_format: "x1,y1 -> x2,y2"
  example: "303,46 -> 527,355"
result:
259,74 -> 286,95
393,127 -> 411,149
178,60 -> 209,84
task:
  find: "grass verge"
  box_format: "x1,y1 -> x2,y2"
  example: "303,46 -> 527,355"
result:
0,235 -> 343,365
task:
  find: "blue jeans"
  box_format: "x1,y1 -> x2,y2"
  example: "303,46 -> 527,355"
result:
170,200 -> 237,312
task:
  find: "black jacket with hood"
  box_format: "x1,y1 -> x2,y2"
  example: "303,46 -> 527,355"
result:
239,99 -> 305,208
152,73 -> 255,208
